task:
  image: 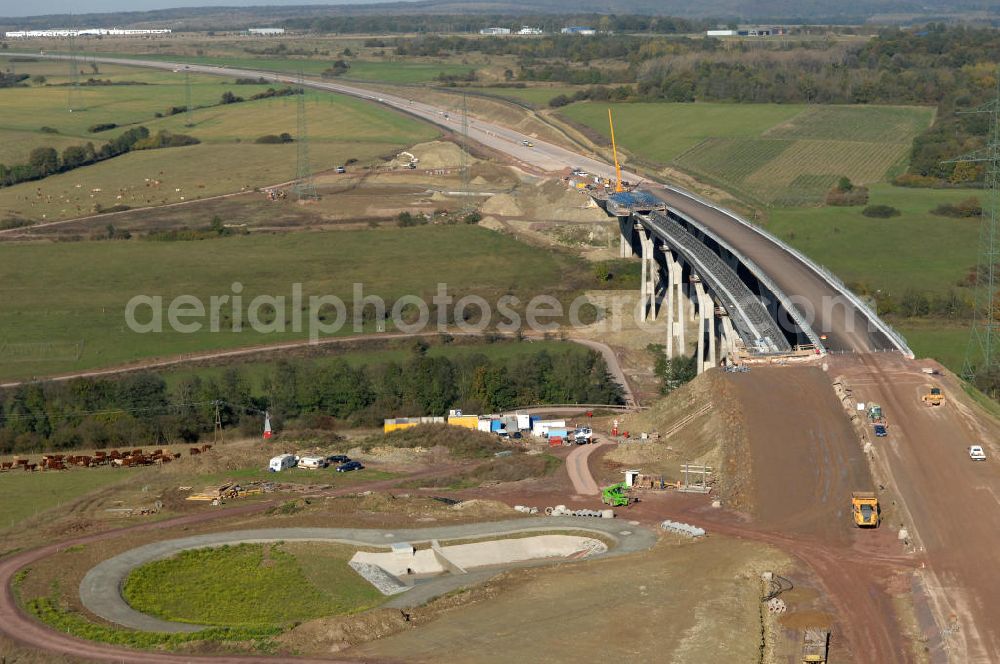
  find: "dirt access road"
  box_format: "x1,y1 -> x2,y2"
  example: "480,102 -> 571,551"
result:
652,364 -> 911,663
834,353 -> 1000,663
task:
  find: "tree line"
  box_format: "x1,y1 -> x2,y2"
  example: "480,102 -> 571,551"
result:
0,126 -> 198,188
0,343 -> 623,454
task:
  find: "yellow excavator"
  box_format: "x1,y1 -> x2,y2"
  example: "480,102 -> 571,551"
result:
851,492 -> 880,528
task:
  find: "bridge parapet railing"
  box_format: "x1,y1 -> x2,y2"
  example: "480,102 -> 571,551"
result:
659,184 -> 914,358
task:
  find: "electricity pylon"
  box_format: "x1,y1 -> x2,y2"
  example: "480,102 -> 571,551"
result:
293,72 -> 317,199
947,80 -> 1000,384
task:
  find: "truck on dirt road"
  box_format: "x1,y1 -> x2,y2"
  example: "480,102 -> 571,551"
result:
922,387 -> 944,406
851,492 -> 880,528
802,628 -> 830,662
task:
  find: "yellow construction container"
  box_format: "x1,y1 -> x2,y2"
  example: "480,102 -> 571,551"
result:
384,417 -> 445,433
383,418 -> 418,433
447,415 -> 480,430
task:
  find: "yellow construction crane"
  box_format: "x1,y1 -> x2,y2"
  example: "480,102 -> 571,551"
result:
608,108 -> 624,193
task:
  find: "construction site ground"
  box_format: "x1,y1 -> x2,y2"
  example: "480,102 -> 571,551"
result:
6,355 -> 1000,664
832,353 -> 1000,663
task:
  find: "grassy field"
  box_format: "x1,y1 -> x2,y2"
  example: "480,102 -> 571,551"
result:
0,225 -> 586,380
13,52 -> 475,84
123,542 -> 385,627
895,321 -> 971,373
766,184 -> 980,296
0,60 -> 439,222
161,338 -> 583,390
560,101 -> 805,163
560,102 -> 933,205
470,86 -> 582,106
0,468 -> 129,533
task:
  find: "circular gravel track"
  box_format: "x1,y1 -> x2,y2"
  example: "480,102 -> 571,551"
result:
81,517 -> 656,633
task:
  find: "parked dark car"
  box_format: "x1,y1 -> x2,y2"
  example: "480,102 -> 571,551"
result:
874,424 -> 888,438
511,432 -> 522,440
327,454 -> 350,463
336,460 -> 364,472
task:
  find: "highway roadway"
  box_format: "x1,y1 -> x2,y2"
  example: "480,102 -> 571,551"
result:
34,53 -> 907,356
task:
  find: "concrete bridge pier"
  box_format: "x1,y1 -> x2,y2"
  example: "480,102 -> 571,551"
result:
618,217 -> 635,258
662,248 -> 685,357
720,314 -> 738,364
693,280 -> 707,374
637,228 -> 659,322
693,280 -> 717,374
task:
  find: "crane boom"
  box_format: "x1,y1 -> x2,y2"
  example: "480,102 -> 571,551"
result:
608,108 -> 624,193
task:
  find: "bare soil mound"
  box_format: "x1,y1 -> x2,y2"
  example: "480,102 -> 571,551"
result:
482,180 -> 607,222
394,141 -> 473,170
604,370 -> 752,508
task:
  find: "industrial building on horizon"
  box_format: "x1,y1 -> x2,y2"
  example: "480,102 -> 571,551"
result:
3,28 -> 172,38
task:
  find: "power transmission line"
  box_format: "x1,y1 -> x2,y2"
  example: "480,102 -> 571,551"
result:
947,79 -> 1000,385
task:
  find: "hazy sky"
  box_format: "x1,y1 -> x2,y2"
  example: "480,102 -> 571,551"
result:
1,0 -> 394,19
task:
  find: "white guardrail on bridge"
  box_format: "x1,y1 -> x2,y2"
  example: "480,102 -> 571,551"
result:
659,184 -> 914,358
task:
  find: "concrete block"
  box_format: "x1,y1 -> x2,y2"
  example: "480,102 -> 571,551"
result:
600,510 -> 615,519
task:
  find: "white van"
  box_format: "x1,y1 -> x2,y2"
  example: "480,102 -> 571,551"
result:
297,455 -> 328,470
268,454 -> 297,472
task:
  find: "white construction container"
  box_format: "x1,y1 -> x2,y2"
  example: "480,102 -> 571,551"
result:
531,419 -> 567,437
516,413 -> 531,431
268,454 -> 297,472
297,455 -> 328,469
477,418 -> 493,433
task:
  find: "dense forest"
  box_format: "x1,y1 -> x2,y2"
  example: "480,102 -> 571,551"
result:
0,343 -> 623,454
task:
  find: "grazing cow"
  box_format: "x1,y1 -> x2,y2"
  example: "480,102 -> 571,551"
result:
189,447 -> 201,456
0,462 -> 12,471
201,444 -> 213,452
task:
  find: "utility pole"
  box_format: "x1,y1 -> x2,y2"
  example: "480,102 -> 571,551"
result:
948,79 -> 1000,386
67,30 -> 81,112
184,68 -> 194,127
213,400 -> 224,445
459,91 -> 472,213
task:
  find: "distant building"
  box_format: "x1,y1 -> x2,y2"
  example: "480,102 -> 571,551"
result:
708,26 -> 786,38
561,26 -> 596,36
517,26 -> 543,35
479,27 -> 511,36
3,28 -> 171,38
247,28 -> 285,36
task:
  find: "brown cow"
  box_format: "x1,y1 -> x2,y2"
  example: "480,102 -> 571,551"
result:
189,447 -> 201,456
201,444 -> 213,452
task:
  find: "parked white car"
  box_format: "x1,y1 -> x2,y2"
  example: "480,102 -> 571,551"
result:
969,445 -> 987,461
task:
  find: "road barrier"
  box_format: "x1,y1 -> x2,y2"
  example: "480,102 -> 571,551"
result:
660,519 -> 706,538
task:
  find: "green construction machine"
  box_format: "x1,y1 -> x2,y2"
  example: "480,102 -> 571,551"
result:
601,482 -> 631,507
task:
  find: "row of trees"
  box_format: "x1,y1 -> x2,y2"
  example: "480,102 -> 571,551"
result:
0,126 -> 198,188
0,344 -> 623,454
